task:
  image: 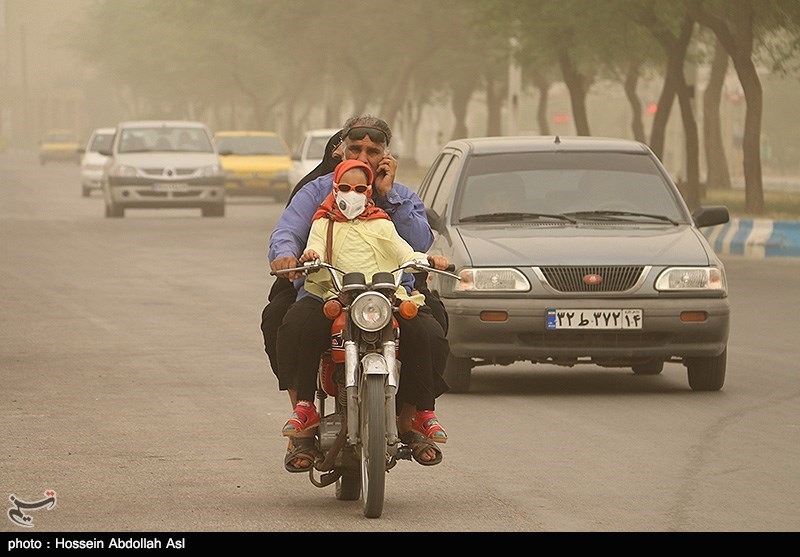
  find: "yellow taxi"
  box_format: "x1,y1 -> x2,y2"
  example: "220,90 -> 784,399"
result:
39,129 -> 81,165
214,130 -> 292,201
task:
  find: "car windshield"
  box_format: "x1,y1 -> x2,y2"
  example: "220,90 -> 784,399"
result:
455,152 -> 687,224
118,127 -> 213,153
306,136 -> 330,159
216,135 -> 286,156
89,133 -> 114,152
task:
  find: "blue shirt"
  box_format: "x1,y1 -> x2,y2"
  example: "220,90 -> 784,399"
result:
269,172 -> 434,299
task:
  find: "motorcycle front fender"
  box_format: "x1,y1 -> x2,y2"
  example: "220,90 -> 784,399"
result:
361,353 -> 388,375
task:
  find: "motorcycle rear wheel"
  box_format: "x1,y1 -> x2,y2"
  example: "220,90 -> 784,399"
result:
360,374 -> 387,518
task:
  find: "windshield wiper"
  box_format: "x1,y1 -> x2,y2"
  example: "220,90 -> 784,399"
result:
566,210 -> 678,225
460,212 -> 577,224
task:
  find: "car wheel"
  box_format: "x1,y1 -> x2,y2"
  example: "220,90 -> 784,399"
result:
202,204 -> 225,217
632,360 -> 664,375
105,203 -> 123,218
686,348 -> 726,391
443,353 -> 472,393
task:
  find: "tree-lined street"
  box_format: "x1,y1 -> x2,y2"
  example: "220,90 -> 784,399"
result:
2,152 -> 799,532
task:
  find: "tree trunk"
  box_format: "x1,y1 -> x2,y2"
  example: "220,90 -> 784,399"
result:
648,70 -> 676,161
702,38 -> 731,191
531,70 -> 551,135
485,70 -> 505,137
686,0 -> 763,214
624,61 -> 646,143
558,48 -> 591,136
450,86 -> 472,140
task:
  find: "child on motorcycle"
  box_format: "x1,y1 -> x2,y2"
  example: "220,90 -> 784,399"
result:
277,159 -> 450,470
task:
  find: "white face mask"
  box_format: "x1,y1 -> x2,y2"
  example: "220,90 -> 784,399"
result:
335,190 -> 368,220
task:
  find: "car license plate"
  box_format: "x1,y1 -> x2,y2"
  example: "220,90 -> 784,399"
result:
546,308 -> 642,330
153,183 -> 188,192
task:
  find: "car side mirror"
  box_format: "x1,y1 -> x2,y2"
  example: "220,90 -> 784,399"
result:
218,149 -> 233,156
291,154 -> 300,161
692,205 -> 730,228
98,149 -> 112,157
426,207 -> 443,232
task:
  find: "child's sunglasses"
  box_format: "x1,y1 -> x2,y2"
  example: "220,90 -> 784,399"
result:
335,183 -> 371,193
344,126 -> 388,144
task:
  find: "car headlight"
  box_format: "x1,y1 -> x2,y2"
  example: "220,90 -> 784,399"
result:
654,267 -> 727,292
108,164 -> 137,177
455,268 -> 531,292
350,292 -> 392,332
198,164 -> 224,177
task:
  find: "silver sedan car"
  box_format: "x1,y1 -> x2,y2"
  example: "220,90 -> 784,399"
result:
418,136 -> 730,393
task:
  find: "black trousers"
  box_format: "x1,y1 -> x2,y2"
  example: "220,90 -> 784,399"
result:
263,275 -> 450,411
261,273 -> 450,380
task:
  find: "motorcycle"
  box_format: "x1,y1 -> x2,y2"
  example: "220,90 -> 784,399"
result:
271,258 -> 460,518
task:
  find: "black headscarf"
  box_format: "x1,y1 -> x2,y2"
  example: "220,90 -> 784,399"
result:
285,129 -> 343,208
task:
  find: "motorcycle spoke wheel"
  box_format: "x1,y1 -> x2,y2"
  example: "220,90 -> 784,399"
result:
360,374 -> 387,518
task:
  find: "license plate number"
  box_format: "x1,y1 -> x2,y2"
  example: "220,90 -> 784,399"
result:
153,183 -> 188,192
546,309 -> 642,330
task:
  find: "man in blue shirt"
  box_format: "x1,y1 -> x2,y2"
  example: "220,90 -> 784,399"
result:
268,115 -> 449,472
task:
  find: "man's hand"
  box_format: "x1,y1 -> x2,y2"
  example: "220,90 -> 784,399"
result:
373,151 -> 397,197
270,255 -> 301,281
427,254 -> 450,271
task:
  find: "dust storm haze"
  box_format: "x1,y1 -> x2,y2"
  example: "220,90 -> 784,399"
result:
1,0 -> 799,177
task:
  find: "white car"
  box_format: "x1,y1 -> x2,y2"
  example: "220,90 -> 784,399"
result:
80,127 -> 115,197
100,120 -> 226,218
288,128 -> 340,188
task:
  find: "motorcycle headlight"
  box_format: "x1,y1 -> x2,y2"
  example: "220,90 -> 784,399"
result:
655,266 -> 727,292
350,292 -> 392,332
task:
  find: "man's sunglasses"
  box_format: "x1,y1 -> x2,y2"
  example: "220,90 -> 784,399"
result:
344,126 -> 388,144
335,183 -> 371,193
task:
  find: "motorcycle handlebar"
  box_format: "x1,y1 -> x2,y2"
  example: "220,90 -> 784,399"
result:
270,259 -> 461,286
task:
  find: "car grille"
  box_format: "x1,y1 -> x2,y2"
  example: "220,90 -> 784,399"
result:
538,266 -> 645,293
142,168 -> 198,176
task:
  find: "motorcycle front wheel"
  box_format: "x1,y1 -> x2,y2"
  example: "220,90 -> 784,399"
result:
360,374 -> 387,518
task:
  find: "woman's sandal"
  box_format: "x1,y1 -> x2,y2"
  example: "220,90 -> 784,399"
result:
284,437 -> 321,473
412,410 -> 448,443
399,429 -> 443,466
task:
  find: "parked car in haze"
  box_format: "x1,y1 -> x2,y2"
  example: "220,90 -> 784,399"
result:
39,129 -> 81,165
288,128 -> 340,188
79,127 -> 115,197
99,120 -> 226,218
418,135 -> 731,393
214,130 -> 292,201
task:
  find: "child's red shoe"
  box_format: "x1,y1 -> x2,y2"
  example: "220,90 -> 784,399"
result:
282,401 -> 320,437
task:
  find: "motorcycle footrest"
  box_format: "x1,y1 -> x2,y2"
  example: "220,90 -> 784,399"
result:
310,469 -> 342,488
395,445 -> 413,461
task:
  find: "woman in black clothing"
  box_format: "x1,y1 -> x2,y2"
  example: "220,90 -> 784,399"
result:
260,129 -> 344,374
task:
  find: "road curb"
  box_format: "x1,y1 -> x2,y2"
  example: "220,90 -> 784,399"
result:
703,219 -> 800,258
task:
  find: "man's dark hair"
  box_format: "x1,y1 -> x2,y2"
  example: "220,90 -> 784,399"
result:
342,114 -> 392,146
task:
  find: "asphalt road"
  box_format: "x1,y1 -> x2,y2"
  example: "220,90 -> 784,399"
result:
1,150 -> 799,535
